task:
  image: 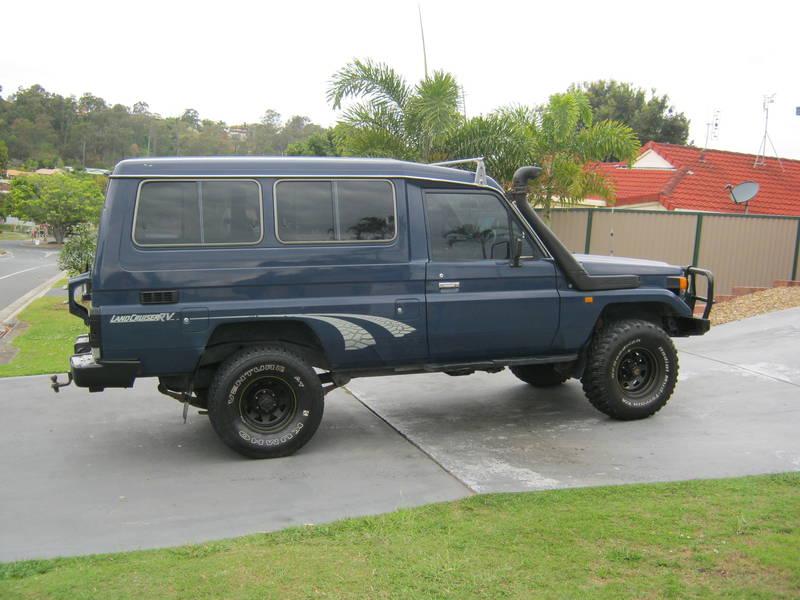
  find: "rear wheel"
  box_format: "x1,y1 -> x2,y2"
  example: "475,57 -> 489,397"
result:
207,345 -> 324,458
581,319 -> 678,420
510,364 -> 569,387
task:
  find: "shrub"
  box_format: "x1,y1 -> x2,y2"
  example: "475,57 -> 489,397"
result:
58,223 -> 97,275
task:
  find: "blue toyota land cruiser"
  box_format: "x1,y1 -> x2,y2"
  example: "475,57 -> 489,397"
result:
54,157 -> 713,458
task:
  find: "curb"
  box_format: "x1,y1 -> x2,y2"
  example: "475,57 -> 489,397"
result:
0,271 -> 67,325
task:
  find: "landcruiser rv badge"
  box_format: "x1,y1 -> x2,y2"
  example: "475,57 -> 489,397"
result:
109,312 -> 177,324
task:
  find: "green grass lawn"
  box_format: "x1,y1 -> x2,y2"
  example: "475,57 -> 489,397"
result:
0,224 -> 31,241
1,474 -> 797,599
0,287 -> 85,378
0,230 -> 30,241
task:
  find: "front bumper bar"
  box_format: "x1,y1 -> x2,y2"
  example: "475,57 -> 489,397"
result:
685,266 -> 715,320
672,315 -> 711,336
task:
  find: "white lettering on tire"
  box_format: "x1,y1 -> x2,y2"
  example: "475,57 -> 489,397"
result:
238,422 -> 304,446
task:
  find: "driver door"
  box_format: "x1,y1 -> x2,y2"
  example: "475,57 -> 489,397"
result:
423,189 -> 559,362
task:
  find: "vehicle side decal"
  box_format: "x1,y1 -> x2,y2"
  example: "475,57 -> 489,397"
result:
302,315 -> 376,350
323,314 -> 416,338
204,312 -> 415,350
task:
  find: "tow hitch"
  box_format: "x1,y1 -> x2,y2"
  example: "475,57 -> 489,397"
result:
50,373 -> 73,392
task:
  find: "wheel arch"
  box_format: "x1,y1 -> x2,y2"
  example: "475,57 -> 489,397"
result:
566,301 -> 683,380
201,319 -> 331,371
594,299 -> 700,338
596,301 -> 679,329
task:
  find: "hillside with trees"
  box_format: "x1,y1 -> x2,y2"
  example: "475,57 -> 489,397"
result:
0,85 -> 329,170
2,72 -> 696,226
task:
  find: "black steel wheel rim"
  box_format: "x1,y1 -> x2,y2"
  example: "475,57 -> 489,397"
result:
238,376 -> 298,433
615,347 -> 661,401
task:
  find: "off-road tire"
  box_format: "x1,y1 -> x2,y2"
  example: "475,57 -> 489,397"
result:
207,345 -> 324,458
581,319 -> 678,420
510,364 -> 569,387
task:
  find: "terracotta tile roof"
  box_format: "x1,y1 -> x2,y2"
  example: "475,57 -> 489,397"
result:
589,142 -> 800,216
588,162 -> 676,206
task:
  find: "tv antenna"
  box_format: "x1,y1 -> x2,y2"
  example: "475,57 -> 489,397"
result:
703,109 -> 720,150
754,94 -> 783,169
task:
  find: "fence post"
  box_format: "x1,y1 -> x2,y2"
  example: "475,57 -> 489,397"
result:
792,218 -> 800,281
691,214 -> 704,266
584,209 -> 593,254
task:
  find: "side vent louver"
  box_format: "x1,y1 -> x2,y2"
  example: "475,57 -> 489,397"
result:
140,290 -> 178,305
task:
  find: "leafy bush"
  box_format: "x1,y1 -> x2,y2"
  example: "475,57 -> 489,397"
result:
58,223 -> 97,275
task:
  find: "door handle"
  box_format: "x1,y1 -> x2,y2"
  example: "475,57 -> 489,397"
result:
438,281 -> 460,290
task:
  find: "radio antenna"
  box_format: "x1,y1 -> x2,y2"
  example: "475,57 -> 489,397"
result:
418,4 -> 429,79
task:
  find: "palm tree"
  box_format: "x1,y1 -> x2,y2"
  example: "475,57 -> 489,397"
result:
327,59 -> 462,163
329,61 -> 640,221
527,91 -> 640,220
447,91 -> 640,221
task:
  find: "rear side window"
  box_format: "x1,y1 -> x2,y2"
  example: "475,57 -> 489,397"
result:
134,180 -> 262,246
275,179 -> 395,243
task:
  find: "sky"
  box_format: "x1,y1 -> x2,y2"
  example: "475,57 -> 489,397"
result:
3,0 -> 799,159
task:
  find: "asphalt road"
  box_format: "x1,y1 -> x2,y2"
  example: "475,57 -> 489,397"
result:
0,239 -> 62,314
1,308 -> 798,562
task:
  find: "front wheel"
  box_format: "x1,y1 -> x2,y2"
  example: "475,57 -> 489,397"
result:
581,319 -> 678,420
207,345 -> 324,458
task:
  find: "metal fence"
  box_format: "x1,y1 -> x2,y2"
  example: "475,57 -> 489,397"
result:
550,208 -> 800,296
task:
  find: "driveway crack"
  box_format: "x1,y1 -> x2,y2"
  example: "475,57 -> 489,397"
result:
680,350 -> 800,388
341,385 -> 476,494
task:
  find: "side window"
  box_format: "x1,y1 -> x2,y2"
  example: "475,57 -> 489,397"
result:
134,180 -> 262,246
424,191 -> 541,261
275,180 -> 396,243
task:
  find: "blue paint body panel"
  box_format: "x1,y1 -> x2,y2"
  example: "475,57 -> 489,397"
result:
81,157 -> 702,381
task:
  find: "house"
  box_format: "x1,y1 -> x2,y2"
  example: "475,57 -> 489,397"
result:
586,142 -> 800,216
227,125 -> 249,140
4,169 -> 33,179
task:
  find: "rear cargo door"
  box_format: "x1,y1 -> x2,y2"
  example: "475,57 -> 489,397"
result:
423,189 -> 559,362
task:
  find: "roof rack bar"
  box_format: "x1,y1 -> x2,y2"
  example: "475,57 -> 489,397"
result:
429,157 -> 487,186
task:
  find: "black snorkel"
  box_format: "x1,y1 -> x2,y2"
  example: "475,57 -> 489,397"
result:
508,166 -> 639,291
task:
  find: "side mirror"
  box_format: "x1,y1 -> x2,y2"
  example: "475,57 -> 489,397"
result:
511,236 -> 523,268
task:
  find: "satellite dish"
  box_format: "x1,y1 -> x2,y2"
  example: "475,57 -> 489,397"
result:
727,181 -> 759,204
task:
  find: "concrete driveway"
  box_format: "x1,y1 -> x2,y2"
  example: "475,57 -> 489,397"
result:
1,308 -> 798,562
349,308 -> 800,492
0,382 -> 469,562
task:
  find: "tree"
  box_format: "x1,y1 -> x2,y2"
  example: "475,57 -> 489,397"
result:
286,129 -> 341,156
525,92 -> 640,219
0,139 -> 8,176
181,108 -> 200,129
446,92 -> 640,220
7,174 -> 105,243
328,59 -> 462,162
572,80 -> 689,145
